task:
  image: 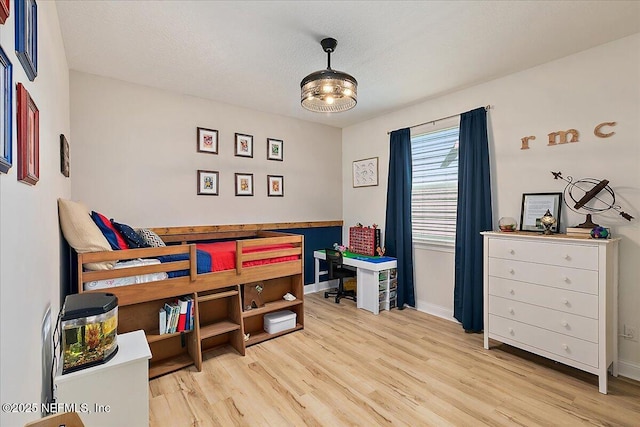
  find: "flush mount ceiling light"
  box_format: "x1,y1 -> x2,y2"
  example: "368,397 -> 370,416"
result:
300,38 -> 358,113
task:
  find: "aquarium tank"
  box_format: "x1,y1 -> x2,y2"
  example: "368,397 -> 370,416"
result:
61,292 -> 118,374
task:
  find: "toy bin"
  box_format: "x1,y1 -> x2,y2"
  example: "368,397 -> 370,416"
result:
263,310 -> 296,334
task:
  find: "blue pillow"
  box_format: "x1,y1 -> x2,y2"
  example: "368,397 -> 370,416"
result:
112,221 -> 150,249
91,211 -> 127,250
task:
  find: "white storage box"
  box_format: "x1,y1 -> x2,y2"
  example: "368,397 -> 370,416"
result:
264,310 -> 297,334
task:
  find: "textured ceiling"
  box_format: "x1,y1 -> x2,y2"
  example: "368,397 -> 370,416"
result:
56,1 -> 640,129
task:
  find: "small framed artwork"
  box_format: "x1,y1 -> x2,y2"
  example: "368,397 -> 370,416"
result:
0,0 -> 10,24
16,0 -> 37,81
197,127 -> 218,154
235,173 -> 254,196
197,170 -> 219,195
520,192 -> 562,233
267,175 -> 284,197
267,138 -> 283,161
16,83 -> 39,185
235,133 -> 253,158
352,157 -> 379,187
60,134 -> 69,177
0,46 -> 12,174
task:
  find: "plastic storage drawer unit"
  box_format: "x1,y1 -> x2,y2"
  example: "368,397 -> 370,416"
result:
264,310 -> 297,334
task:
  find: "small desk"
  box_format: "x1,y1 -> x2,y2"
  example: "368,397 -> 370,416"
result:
54,330 -> 152,427
314,250 -> 398,314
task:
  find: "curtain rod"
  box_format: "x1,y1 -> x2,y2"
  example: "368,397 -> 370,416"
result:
386,105 -> 491,135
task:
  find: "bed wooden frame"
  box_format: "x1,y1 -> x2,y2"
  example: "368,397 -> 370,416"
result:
75,225 -> 305,378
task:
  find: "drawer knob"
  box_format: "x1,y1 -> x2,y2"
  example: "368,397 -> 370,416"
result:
562,344 -> 569,350
561,320 -> 568,327
509,308 -> 515,314
509,249 -> 515,255
562,298 -> 569,305
564,254 -> 571,260
510,289 -> 515,295
509,268 -> 515,274
508,327 -> 514,334
563,276 -> 571,283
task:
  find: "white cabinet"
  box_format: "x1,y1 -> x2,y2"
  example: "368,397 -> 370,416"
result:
54,330 -> 152,426
378,269 -> 398,312
482,232 -> 619,394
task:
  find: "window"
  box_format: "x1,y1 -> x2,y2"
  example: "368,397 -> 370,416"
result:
411,126 -> 459,246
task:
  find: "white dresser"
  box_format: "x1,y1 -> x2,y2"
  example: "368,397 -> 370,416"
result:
54,330 -> 152,426
482,231 -> 619,394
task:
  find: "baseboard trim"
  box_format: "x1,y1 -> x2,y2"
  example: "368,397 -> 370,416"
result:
618,359 -> 640,381
415,301 -> 458,323
304,280 -> 336,294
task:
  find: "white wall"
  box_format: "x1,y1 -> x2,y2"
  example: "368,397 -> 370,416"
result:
69,72 -> 342,227
0,3 -> 71,426
343,34 -> 640,376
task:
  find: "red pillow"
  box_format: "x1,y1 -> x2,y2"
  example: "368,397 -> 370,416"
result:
90,211 -> 130,250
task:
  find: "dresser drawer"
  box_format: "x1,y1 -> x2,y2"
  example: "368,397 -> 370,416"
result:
488,315 -> 598,367
489,296 -> 598,342
488,277 -> 598,318
488,258 -> 599,295
488,238 -> 598,270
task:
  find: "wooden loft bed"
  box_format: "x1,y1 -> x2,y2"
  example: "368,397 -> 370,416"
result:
76,226 -> 305,378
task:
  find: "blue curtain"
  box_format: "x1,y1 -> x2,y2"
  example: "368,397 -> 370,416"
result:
453,107 -> 492,332
384,128 -> 415,309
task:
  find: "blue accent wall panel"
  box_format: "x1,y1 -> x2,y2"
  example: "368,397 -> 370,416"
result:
280,226 -> 342,285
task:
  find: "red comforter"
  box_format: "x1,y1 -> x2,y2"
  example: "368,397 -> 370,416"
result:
196,241 -> 299,272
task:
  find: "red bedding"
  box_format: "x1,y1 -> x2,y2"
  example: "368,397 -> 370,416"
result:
196,241 -> 299,272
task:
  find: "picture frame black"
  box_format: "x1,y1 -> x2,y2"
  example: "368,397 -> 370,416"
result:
0,45 -> 12,174
15,0 -> 37,81
267,138 -> 283,161
267,175 -> 284,197
60,134 -> 69,177
520,192 -> 562,233
234,133 -> 253,158
197,127 -> 218,154
235,173 -> 254,196
197,170 -> 219,195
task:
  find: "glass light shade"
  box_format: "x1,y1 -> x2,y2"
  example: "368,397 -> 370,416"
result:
300,69 -> 357,113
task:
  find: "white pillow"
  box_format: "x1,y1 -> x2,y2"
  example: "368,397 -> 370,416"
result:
136,228 -> 166,247
57,199 -> 114,270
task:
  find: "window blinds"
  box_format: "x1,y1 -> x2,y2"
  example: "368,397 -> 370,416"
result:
411,126 -> 459,245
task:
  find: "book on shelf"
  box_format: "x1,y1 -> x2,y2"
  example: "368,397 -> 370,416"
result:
566,227 -> 592,235
159,308 -> 167,335
177,298 -> 189,332
184,297 -> 192,332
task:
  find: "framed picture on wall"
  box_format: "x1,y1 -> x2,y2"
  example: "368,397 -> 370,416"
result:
197,127 -> 218,154
0,0 -> 10,24
352,157 -> 379,187
16,0 -> 37,81
267,138 -> 283,161
60,134 -> 69,177
0,46 -> 12,174
267,175 -> 284,197
235,133 -> 253,158
235,173 -> 253,196
17,82 -> 39,185
197,170 -> 219,195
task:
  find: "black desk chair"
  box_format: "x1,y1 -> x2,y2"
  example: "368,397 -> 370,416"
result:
324,248 -> 356,304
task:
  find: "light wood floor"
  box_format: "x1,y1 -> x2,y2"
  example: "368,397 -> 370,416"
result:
149,292 -> 640,426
